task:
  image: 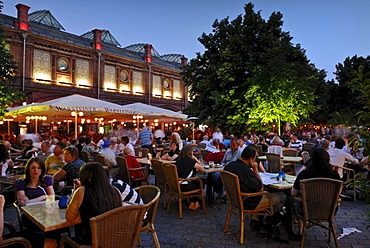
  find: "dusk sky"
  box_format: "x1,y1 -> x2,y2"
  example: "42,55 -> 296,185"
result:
2,0 -> 369,81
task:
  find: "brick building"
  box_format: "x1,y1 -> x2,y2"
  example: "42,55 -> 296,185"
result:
0,3 -> 188,112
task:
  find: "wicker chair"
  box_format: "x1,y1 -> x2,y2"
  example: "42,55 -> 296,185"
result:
255,144 -> 263,156
60,205 -> 147,248
151,159 -> 169,208
302,142 -> 315,152
299,178 -> 343,248
116,156 -> 148,186
96,154 -> 107,167
283,148 -> 299,157
265,153 -> 282,173
282,148 -> 300,175
333,165 -> 357,201
135,185 -> 161,248
220,171 -> 273,245
0,237 -> 32,248
161,163 -> 207,219
301,151 -> 310,165
81,150 -> 91,163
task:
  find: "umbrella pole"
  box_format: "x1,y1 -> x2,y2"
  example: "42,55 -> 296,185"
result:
35,119 -> 38,134
192,122 -> 195,140
7,121 -> 10,136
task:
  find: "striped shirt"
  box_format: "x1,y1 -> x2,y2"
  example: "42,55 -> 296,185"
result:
110,178 -> 143,204
139,129 -> 153,146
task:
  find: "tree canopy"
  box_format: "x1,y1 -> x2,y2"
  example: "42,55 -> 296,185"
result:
0,1 -> 24,118
183,3 -> 325,134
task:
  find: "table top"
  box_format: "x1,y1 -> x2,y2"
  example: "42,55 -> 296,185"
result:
21,201 -> 80,232
259,172 -> 296,190
203,166 -> 224,174
136,158 -> 176,165
258,156 -> 302,163
0,175 -> 23,185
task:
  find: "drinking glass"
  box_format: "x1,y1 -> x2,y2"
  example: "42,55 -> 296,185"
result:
209,161 -> 215,168
45,194 -> 55,213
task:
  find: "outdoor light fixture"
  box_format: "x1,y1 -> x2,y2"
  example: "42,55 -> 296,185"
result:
25,116 -> 47,134
71,111 -> 84,138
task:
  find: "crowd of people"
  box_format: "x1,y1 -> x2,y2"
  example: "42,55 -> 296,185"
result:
0,125 -> 368,246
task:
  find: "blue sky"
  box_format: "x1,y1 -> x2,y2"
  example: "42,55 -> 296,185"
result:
2,0 -> 369,81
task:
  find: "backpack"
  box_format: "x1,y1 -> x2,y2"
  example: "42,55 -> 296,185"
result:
266,211 -> 291,243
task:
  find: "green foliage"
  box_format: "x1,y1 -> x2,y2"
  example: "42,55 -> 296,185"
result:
0,2 -> 24,118
183,2 -> 325,134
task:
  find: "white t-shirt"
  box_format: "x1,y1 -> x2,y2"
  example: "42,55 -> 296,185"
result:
0,159 -> 11,176
212,132 -> 224,143
327,148 -> 359,177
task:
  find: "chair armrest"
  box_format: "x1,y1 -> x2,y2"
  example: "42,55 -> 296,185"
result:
59,236 -> 82,248
178,176 -> 204,188
241,191 -> 274,212
0,237 -> 32,248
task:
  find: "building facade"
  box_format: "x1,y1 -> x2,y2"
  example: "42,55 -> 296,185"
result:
1,3 -> 188,112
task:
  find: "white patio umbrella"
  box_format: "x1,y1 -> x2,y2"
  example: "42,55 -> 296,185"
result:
5,94 -> 140,137
121,102 -> 187,121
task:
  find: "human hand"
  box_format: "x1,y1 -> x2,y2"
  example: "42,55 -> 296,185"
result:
0,195 -> 5,209
18,195 -> 29,206
73,179 -> 81,188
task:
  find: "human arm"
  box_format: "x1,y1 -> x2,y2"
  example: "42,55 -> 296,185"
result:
194,162 -> 204,172
168,154 -> 179,161
65,186 -> 84,222
53,169 -> 67,182
0,195 -> 4,241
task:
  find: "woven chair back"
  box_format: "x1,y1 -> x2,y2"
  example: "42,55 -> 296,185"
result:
161,163 -> 180,194
300,178 -> 342,221
266,153 -> 282,173
90,205 -> 147,248
220,171 -> 243,209
116,156 -> 131,184
283,148 -> 299,157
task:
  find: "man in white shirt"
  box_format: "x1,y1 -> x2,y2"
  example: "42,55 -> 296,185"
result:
327,137 -> 359,178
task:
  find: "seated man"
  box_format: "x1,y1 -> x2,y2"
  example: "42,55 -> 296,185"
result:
45,141 -> 67,175
53,146 -> 84,193
37,141 -> 52,163
224,146 -> 286,228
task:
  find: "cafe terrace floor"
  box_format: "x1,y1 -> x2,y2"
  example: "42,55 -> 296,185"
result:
4,175 -> 369,248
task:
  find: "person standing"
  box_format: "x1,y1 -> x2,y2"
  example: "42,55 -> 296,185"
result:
138,126 -> 154,155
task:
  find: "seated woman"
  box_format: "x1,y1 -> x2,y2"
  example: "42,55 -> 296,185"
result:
123,148 -> 145,182
291,148 -> 341,239
53,146 -> 84,193
161,142 -> 179,161
175,145 -> 204,211
15,157 -> 55,206
66,163 -> 122,245
0,144 -> 14,176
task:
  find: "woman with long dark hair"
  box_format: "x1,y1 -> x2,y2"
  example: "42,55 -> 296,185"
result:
175,145 -> 204,210
15,157 -> 55,205
291,148 -> 341,239
66,162 -> 122,245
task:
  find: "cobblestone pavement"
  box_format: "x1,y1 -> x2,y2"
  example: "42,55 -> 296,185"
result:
4,187 -> 369,247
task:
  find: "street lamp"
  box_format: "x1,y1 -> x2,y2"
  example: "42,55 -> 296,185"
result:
133,115 -> 143,136
71,111 -> 83,138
